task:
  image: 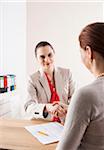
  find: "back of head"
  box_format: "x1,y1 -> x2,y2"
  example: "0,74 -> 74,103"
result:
79,22 -> 104,58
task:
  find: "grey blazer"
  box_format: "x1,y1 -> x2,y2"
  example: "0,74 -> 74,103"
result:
24,67 -> 75,120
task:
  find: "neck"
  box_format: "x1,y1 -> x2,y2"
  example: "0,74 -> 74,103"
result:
44,69 -> 54,81
91,58 -> 104,78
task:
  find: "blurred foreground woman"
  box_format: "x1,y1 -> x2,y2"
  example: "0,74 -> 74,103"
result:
56,22 -> 104,150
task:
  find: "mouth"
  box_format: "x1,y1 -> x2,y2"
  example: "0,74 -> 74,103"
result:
44,63 -> 52,69
45,63 -> 50,66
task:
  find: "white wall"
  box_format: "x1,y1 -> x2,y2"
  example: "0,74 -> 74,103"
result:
0,1 -> 26,118
0,1 -> 3,73
26,2 -> 103,89
1,1 -> 26,92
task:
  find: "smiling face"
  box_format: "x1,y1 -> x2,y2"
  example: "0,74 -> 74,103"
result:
36,45 -> 55,73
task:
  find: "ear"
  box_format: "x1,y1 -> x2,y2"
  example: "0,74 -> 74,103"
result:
85,46 -> 93,60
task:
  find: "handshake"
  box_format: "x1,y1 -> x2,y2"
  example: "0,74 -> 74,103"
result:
44,102 -> 68,119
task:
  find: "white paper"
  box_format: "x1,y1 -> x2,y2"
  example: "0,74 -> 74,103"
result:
25,122 -> 64,144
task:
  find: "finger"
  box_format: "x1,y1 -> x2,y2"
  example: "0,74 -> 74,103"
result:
51,111 -> 58,117
48,105 -> 58,114
57,111 -> 65,117
52,101 -> 59,106
60,103 -> 68,110
52,105 -> 60,112
57,106 -> 66,114
57,108 -> 67,117
54,111 -> 58,116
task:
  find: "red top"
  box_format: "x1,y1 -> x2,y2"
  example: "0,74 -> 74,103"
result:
45,73 -> 61,122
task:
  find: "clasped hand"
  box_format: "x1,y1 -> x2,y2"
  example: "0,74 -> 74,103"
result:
46,102 -> 68,118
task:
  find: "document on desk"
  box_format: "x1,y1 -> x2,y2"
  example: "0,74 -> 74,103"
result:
25,122 -> 64,144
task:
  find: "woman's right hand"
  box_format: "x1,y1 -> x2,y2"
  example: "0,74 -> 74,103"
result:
46,103 -> 59,115
46,103 -> 67,118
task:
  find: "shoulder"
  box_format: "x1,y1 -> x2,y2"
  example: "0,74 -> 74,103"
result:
79,79 -> 103,101
28,71 -> 40,83
73,83 -> 96,105
57,67 -> 70,72
56,67 -> 72,76
79,81 -> 98,96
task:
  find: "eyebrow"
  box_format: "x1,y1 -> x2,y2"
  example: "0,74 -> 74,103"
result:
40,52 -> 52,58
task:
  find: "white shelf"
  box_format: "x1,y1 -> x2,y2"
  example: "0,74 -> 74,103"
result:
0,90 -> 17,118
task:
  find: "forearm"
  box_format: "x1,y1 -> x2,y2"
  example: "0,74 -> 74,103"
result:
25,103 -> 51,120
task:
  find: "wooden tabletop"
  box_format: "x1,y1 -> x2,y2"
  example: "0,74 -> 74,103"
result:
0,119 -> 57,150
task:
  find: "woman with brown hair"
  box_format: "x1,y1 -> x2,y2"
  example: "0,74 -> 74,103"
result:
56,22 -> 104,149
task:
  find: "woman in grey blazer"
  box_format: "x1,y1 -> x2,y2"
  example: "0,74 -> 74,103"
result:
24,41 -> 75,122
56,22 -> 104,150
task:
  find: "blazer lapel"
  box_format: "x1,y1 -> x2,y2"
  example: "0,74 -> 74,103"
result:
39,69 -> 51,102
54,67 -> 63,101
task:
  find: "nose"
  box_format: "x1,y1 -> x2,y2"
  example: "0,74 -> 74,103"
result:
44,56 -> 50,62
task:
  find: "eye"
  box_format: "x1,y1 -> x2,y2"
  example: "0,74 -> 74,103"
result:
48,53 -> 52,57
40,55 -> 45,59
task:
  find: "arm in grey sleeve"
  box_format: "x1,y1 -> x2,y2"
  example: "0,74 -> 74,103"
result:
24,78 -> 46,119
67,69 -> 75,104
56,88 -> 92,150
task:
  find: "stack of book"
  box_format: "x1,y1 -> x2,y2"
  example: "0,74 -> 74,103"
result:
0,75 -> 16,93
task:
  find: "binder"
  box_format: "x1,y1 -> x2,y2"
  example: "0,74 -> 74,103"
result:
0,75 -> 16,93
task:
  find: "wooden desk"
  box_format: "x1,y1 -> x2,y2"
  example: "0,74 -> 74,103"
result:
0,119 -> 57,150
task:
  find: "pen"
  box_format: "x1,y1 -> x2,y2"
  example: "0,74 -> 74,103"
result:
37,131 -> 49,136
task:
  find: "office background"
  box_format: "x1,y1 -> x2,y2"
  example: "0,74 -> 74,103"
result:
0,1 -> 103,118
